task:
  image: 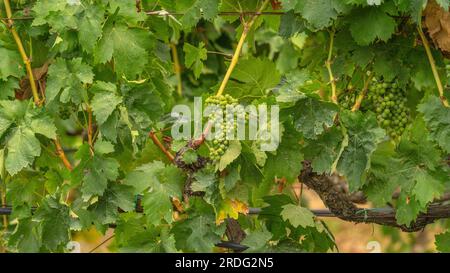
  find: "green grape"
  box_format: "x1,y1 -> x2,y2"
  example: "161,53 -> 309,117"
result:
366,78 -> 410,140
205,94 -> 243,161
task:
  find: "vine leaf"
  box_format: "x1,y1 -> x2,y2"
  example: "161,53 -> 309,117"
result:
218,140 -> 242,171
80,154 -> 120,199
282,0 -> 347,30
216,198 -> 249,225
263,127 -> 303,184
435,232 -> 450,252
302,127 -> 343,174
89,183 -> 135,225
8,217 -> 41,252
125,162 -> 185,226
107,0 -> 147,24
185,215 -> 223,252
0,100 -> 57,175
293,97 -> 338,139
222,58 -> 281,98
90,82 -> 123,125
46,58 -> 94,104
349,7 -> 396,45
241,225 -> 272,252
34,197 -> 71,251
412,170 -> 444,207
178,0 -> 220,29
418,96 -> 450,153
395,194 -> 424,226
95,20 -> 152,79
281,204 -> 316,228
337,111 -> 385,191
78,5 -> 104,53
5,127 -> 41,176
259,194 -> 292,240
0,48 -> 23,80
183,42 -> 207,79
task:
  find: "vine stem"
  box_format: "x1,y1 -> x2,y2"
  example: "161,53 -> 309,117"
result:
170,43 -> 183,96
149,130 -> 175,162
351,72 -> 373,112
215,0 -> 270,97
3,0 -> 40,106
325,29 -> 338,104
417,25 -> 449,107
54,139 -> 73,171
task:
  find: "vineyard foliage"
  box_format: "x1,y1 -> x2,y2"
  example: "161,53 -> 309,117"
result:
0,0 -> 450,253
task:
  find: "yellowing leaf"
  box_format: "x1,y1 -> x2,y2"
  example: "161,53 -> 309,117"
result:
216,198 -> 249,225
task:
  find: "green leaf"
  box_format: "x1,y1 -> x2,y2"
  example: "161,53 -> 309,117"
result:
89,183 -> 135,225
94,139 -> 115,155
395,194 -> 424,226
183,42 -> 207,78
293,97 -> 338,139
412,170 -> 444,207
241,225 -> 273,252
78,5 -> 104,53
283,0 -> 347,30
263,127 -> 303,184
95,21 -> 151,79
418,96 -> 450,153
29,111 -> 57,140
5,127 -> 41,176
192,170 -> 217,192
185,215 -> 223,252
259,194 -> 292,240
34,197 -> 71,251
32,0 -> 78,30
178,0 -> 220,29
0,48 -> 23,80
276,43 -> 300,73
8,217 -> 41,252
81,156 -> 120,199
349,7 -> 396,45
436,232 -> 450,252
182,149 -> 198,164
223,58 -> 281,98
46,58 -> 93,103
125,162 -> 184,225
107,0 -> 146,24
303,127 -> 343,174
0,100 -> 56,176
90,83 -> 123,125
0,78 -> 20,99
218,140 -> 242,171
281,204 -> 316,228
337,111 -> 385,191
275,70 -> 310,104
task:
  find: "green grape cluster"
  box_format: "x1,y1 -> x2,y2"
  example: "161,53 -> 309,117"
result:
205,94 -> 245,161
367,80 -> 409,139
